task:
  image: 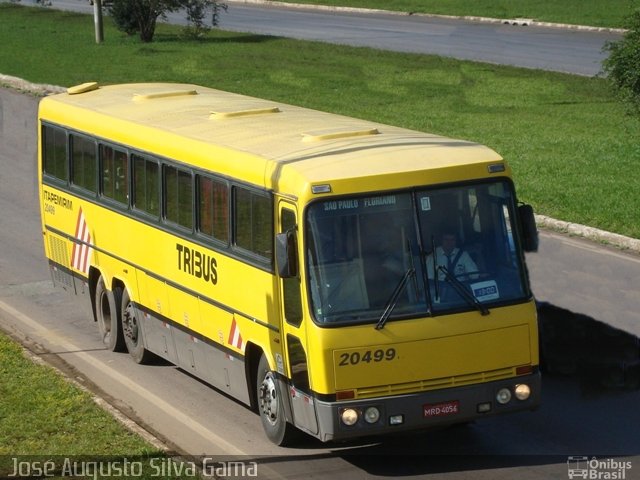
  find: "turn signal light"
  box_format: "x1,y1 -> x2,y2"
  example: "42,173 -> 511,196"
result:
516,365 -> 533,375
336,390 -> 356,400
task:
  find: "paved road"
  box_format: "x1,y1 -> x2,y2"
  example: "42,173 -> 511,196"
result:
1,88 -> 639,478
44,0 -> 622,76
528,232 -> 640,338
219,3 -> 619,76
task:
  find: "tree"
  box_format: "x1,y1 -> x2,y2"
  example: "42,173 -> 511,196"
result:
603,9 -> 640,114
109,0 -> 227,42
182,0 -> 228,38
109,0 -> 140,37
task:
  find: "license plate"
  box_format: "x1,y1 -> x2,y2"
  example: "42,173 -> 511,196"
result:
423,400 -> 460,418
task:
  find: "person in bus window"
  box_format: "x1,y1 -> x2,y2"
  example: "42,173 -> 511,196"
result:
427,231 -> 479,281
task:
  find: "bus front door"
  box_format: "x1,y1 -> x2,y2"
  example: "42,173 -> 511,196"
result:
278,202 -> 318,435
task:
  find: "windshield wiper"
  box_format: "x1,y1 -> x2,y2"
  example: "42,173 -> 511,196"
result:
375,267 -> 416,330
431,236 -> 440,301
437,266 -> 490,316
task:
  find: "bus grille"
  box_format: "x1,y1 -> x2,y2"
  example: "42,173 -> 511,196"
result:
354,367 -> 515,399
48,235 -> 73,289
48,235 -> 69,266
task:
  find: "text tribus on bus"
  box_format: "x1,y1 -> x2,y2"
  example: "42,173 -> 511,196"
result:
38,82 -> 540,445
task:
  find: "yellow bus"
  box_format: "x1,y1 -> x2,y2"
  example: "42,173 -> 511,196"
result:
38,82 -> 540,445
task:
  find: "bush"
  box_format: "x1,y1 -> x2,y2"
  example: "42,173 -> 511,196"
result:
109,0 -> 139,36
109,0 -> 227,42
603,9 -> 640,114
182,0 -> 228,39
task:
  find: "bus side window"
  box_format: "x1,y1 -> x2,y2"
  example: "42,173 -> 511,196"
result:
132,154 -> 160,218
197,175 -> 229,244
100,144 -> 129,205
70,134 -> 97,194
164,164 -> 193,230
42,124 -> 68,182
233,186 -> 273,261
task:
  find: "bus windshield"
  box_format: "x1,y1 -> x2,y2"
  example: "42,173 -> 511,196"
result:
306,179 -> 528,325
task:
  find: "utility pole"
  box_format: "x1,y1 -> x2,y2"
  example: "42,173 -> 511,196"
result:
93,0 -> 104,44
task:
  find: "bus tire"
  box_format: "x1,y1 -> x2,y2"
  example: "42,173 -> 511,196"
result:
94,276 -> 126,352
121,288 -> 153,364
256,354 -> 297,446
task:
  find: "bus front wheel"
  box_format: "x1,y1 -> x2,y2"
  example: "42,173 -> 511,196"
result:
121,289 -> 153,364
94,276 -> 126,352
256,354 -> 297,446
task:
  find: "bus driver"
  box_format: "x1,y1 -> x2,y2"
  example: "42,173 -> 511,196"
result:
427,231 -> 479,282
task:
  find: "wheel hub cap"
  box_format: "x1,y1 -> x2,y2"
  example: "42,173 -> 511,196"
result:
259,372 -> 279,426
122,303 -> 138,344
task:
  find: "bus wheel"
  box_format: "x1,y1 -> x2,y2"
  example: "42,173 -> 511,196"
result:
121,289 -> 152,364
256,354 -> 297,446
94,276 -> 126,352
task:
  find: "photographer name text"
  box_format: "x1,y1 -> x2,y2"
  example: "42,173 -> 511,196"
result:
9,457 -> 258,479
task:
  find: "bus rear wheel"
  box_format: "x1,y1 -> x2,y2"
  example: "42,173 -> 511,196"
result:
94,276 -> 126,352
121,289 -> 153,364
256,354 -> 298,446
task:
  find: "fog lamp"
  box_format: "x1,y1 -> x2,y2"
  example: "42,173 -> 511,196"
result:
514,384 -> 531,401
496,387 -> 512,405
389,414 -> 404,425
340,408 -> 359,426
364,407 -> 380,424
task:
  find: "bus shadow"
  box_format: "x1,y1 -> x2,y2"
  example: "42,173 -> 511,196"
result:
154,33 -> 281,45
337,451 -> 571,477
538,302 -> 640,394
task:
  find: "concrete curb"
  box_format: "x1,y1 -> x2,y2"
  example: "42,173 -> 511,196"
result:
0,73 -> 65,96
227,0 -> 627,34
535,215 -> 640,254
2,74 -> 638,255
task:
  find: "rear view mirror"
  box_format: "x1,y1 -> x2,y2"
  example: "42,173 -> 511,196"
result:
518,204 -> 539,252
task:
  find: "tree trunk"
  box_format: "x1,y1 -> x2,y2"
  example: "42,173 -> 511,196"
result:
139,16 -> 157,42
135,0 -> 159,43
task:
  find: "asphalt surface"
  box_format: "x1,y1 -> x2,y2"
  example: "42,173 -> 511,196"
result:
42,0 -> 623,76
219,2 -> 619,76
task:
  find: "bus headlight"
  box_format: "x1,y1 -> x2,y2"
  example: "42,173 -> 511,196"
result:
340,408 -> 359,426
496,387 -> 512,405
514,384 -> 531,401
364,407 -> 380,424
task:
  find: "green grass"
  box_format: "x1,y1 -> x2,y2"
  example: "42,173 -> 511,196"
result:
1,4 -> 640,239
0,331 -> 204,478
0,331 -> 154,464
276,0 -> 640,29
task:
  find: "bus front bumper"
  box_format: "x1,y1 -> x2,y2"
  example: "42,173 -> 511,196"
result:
313,372 -> 541,442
